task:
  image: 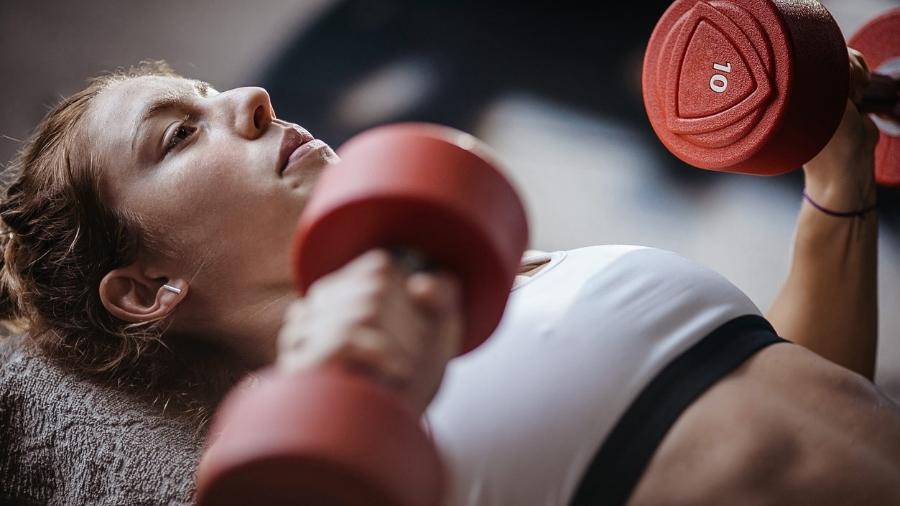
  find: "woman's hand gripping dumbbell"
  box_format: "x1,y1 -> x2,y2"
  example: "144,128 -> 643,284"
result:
277,248 -> 463,413
803,48 -> 880,216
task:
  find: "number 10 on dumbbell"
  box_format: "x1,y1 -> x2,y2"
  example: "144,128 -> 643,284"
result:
709,62 -> 733,94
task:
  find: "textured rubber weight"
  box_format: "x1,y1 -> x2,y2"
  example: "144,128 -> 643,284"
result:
643,0 -> 848,175
849,8 -> 900,188
196,367 -> 444,506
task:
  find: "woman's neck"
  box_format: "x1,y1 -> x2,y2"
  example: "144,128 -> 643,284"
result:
208,256 -> 553,372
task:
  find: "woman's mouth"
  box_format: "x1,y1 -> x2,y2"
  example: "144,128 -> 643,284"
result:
278,126 -> 313,176
283,139 -> 330,175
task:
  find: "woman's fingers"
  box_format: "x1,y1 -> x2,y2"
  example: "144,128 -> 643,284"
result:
408,272 -> 463,353
848,47 -> 871,105
277,303 -> 349,372
277,273 -> 433,382
332,325 -> 415,387
279,308 -> 418,383
407,272 -> 453,312
846,47 -> 886,147
275,249 -> 465,409
277,300 -> 307,356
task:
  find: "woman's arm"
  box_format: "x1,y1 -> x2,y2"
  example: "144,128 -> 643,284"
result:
766,50 -> 880,380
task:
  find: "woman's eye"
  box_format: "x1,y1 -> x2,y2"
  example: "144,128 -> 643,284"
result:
165,123 -> 197,153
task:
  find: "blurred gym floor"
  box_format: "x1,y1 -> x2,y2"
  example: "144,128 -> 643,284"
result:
2,0 -> 899,400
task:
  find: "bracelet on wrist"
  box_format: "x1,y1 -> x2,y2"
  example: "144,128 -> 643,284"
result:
802,189 -> 877,218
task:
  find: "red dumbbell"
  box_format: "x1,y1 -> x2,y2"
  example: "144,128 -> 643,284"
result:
195,124 -> 529,506
642,0 -> 900,186
850,9 -> 900,187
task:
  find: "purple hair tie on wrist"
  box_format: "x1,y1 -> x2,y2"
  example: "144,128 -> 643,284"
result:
802,190 -> 877,218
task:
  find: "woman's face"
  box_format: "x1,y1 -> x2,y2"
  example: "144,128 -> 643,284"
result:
84,75 -> 339,363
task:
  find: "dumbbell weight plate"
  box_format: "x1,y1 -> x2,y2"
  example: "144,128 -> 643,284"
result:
643,0 -> 847,175
849,8 -> 900,188
196,366 -> 443,506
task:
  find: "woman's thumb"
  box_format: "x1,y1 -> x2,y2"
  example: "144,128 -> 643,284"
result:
407,272 -> 459,314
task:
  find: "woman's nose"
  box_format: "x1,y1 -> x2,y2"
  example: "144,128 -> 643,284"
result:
230,87 -> 274,139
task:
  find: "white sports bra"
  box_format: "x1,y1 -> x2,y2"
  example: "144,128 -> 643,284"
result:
425,245 -> 765,505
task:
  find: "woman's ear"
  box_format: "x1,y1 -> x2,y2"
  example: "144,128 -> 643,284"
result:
99,263 -> 189,323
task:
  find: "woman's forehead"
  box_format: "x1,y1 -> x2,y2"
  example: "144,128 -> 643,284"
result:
98,75 -> 201,113
85,76 -> 215,159
92,75 -> 214,123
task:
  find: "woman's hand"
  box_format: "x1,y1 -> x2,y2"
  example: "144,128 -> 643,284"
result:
802,48 -> 880,212
276,249 -> 463,412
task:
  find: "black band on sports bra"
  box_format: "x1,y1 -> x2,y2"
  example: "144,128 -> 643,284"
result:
570,314 -> 786,506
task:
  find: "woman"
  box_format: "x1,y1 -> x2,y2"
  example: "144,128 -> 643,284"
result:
1,56 -> 897,505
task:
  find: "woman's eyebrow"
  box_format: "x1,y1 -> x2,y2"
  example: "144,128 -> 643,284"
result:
130,81 -> 212,154
195,80 -> 213,97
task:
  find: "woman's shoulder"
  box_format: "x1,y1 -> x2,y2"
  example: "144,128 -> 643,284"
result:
0,335 -> 202,505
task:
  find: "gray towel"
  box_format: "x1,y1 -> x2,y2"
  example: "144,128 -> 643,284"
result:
0,336 -> 203,505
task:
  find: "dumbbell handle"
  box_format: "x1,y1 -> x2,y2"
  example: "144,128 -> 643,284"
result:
859,73 -> 899,116
387,246 -> 438,273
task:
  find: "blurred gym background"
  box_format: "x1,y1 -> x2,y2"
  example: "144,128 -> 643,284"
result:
2,0 -> 899,400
